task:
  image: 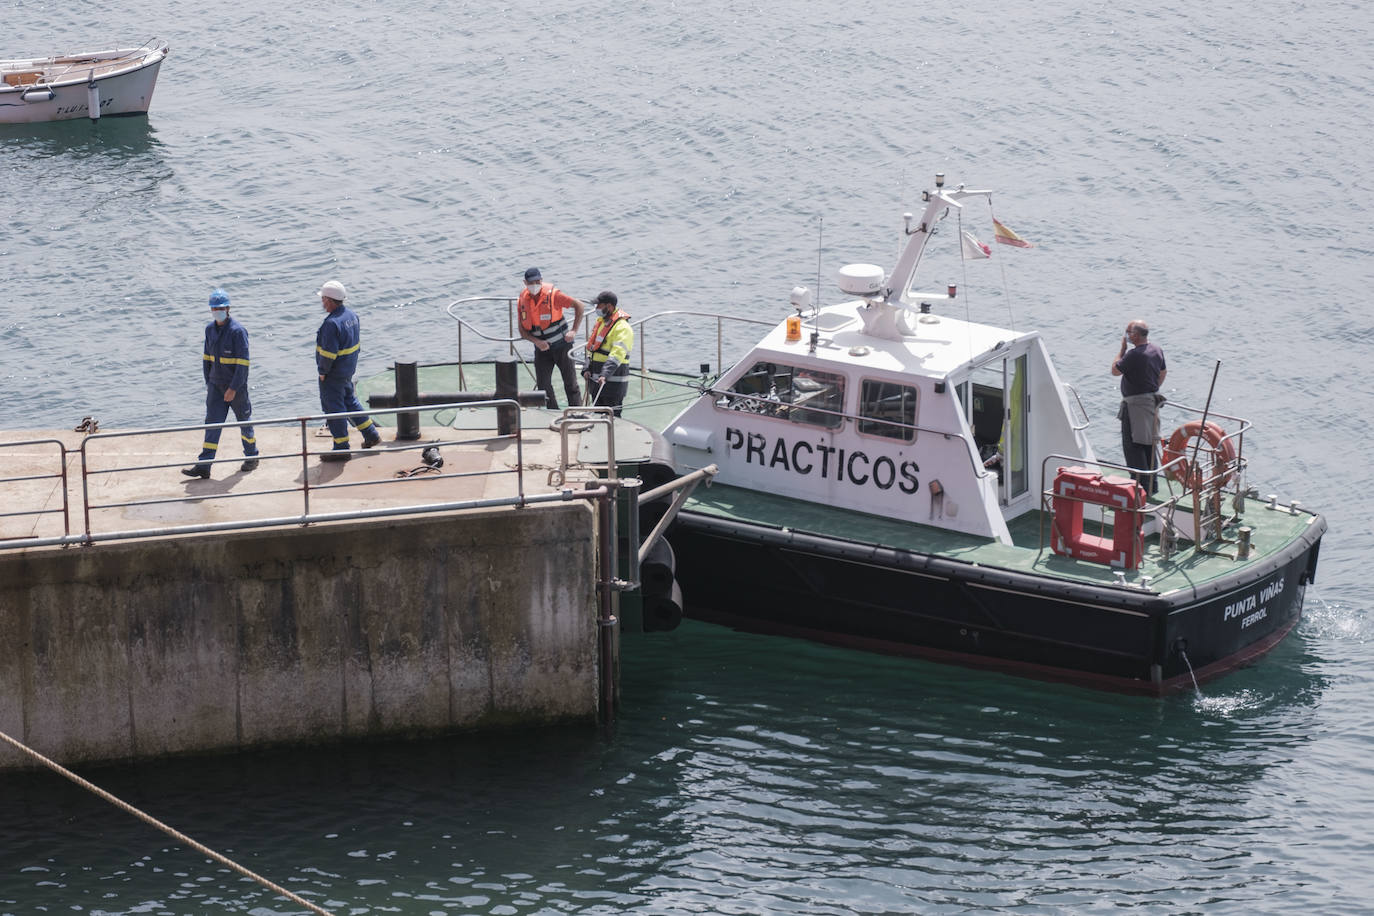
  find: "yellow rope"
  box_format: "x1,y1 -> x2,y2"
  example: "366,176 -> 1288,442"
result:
0,729 -> 337,916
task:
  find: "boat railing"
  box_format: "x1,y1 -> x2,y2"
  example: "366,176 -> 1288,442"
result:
1036,425 -> 1253,567
1036,453 -> 1182,570
443,296 -> 536,391
1062,383 -> 1090,431
629,309 -> 775,384
32,49 -> 154,87
1158,400 -> 1251,470
1043,400 -> 1250,511
444,297 -> 773,396
0,399 -> 545,553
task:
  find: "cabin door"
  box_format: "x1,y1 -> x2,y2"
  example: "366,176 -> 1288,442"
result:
958,353 -> 1029,505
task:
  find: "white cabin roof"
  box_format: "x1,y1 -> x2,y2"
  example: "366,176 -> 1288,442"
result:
751,299 -> 1036,379
662,178 -> 1097,545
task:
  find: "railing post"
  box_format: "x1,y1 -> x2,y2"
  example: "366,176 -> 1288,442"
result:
300,420 -> 311,522
80,440 -> 93,544
59,441 -> 71,540
717,317 -> 723,381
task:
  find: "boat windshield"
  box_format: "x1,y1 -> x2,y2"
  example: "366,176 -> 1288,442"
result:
717,361 -> 845,429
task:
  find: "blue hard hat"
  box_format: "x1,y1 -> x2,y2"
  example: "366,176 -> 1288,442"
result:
208,288 -> 230,308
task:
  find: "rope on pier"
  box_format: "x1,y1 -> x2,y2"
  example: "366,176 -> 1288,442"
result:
0,728 -> 337,916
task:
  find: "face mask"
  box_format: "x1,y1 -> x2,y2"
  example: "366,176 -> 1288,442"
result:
526,283 -> 541,295
210,308 -> 228,323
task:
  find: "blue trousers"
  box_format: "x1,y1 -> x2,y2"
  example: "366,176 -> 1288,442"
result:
319,378 -> 378,450
197,385 -> 257,464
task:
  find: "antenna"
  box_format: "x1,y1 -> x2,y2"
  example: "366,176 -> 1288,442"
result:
815,217 -> 823,318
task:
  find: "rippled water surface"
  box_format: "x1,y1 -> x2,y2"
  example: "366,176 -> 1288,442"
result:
3,0 -> 1372,912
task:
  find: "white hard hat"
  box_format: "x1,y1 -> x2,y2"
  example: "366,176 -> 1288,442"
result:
317,279 -> 347,301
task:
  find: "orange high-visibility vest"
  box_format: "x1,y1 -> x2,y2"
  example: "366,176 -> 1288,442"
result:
518,283 -> 567,339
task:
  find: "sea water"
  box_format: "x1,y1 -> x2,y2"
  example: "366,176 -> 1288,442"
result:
2,0 -> 1372,912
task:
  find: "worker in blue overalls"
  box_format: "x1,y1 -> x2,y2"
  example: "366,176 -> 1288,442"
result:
182,289 -> 259,479
315,279 -> 382,462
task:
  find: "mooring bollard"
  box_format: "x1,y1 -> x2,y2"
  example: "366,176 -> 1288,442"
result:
495,355 -> 518,435
395,361 -> 421,441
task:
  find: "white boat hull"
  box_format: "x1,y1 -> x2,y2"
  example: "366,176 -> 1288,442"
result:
0,42 -> 168,124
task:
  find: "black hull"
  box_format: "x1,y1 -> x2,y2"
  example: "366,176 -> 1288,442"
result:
667,512 -> 1323,696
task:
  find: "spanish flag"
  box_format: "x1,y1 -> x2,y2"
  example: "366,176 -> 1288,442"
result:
993,218 -> 1033,248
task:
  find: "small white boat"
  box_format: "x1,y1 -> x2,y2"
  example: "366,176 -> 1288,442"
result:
0,39 -> 168,124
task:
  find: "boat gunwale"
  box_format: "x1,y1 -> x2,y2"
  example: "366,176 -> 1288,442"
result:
672,495 -> 1326,612
0,43 -> 167,93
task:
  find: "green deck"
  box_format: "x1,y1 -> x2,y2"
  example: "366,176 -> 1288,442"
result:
682,481 -> 1322,595
359,361 -> 1321,596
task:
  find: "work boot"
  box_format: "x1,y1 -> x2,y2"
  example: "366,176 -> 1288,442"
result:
362,435 -> 383,449
240,458 -> 260,472
181,465 -> 210,479
320,451 -> 351,463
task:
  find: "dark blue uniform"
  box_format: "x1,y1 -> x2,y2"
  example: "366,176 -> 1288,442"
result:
316,304 -> 379,451
197,316 -> 257,464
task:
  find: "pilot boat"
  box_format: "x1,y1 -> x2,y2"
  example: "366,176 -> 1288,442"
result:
650,175 -> 1326,694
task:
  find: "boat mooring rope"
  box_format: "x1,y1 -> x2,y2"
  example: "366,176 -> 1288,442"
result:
0,728 -> 337,916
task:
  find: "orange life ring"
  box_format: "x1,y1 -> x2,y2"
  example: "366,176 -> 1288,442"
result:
1161,420 -> 1237,489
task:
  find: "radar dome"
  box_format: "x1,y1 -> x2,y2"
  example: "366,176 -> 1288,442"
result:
836,264 -> 885,297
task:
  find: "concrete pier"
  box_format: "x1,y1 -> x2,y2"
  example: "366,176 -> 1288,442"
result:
0,414 -> 632,770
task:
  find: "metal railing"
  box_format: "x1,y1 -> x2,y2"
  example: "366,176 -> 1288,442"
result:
550,407 -> 618,488
1062,382 -> 1091,431
443,296 -> 532,390
629,309 -> 775,388
444,297 -> 773,395
0,437 -> 71,541
1159,400 -> 1251,471
0,400 -> 539,551
1035,401 -> 1254,565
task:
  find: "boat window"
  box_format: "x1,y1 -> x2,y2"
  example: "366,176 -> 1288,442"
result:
716,361 -> 845,429
857,380 -> 918,442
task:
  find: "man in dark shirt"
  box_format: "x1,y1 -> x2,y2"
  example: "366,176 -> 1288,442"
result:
1112,320 -> 1167,493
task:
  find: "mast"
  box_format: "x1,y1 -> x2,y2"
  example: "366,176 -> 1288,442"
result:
883,177 -> 992,307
